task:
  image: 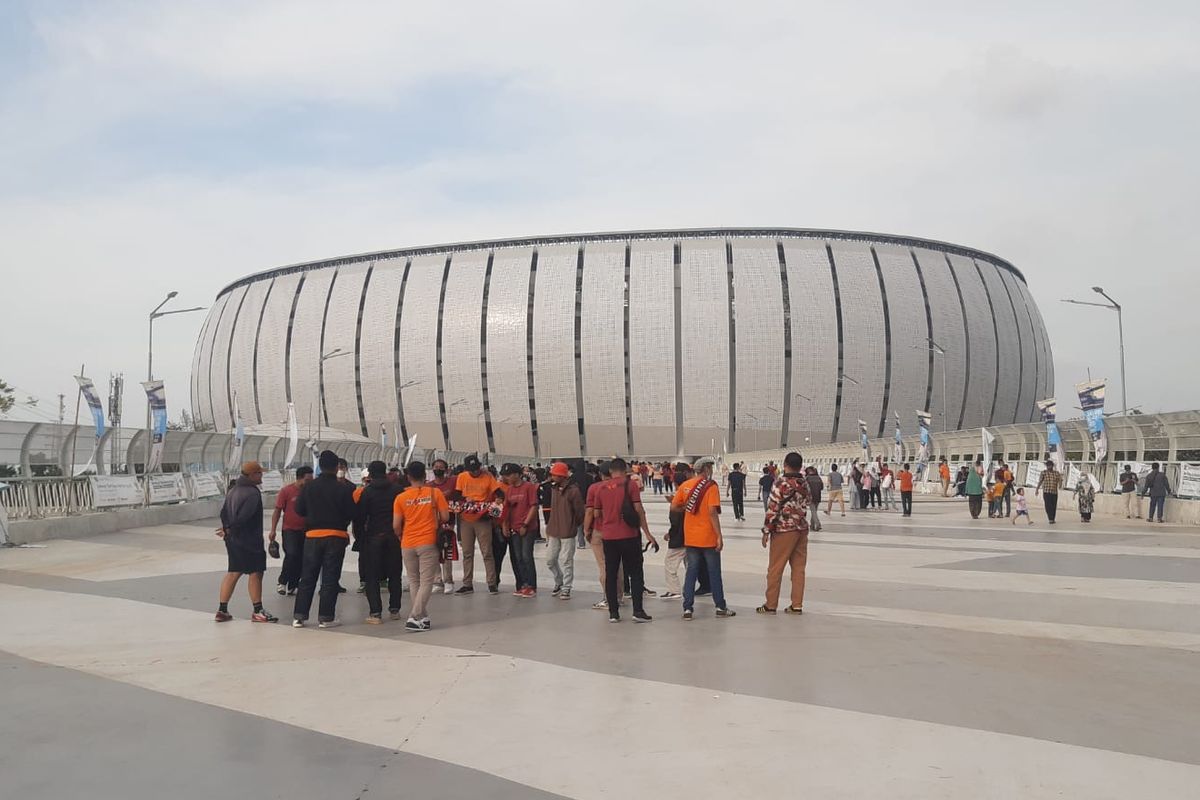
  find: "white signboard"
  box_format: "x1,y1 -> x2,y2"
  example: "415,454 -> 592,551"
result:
1025,461 -> 1044,489
91,475 -> 143,508
1113,462 -> 1150,492
1065,464 -> 1082,491
260,470 -> 284,492
148,473 -> 187,504
1179,464 -> 1200,499
191,472 -> 224,498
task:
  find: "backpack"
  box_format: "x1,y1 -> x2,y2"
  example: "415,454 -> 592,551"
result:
620,479 -> 641,530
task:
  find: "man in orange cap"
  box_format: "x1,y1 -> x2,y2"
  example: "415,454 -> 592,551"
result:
544,461 -> 585,600
214,461 -> 277,622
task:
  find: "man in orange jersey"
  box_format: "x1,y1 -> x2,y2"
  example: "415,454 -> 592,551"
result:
292,450 -> 357,628
452,454 -> 506,595
672,456 -> 735,620
394,461 -> 450,631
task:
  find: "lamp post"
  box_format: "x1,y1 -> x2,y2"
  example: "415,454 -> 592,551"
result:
145,292 -> 205,504
316,348 -> 350,443
913,338 -> 948,431
1061,287 -> 1127,415
792,392 -> 812,446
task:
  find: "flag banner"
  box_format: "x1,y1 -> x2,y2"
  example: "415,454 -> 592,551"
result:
380,422 -> 388,449
284,402 -> 298,468
916,410 -> 932,477
893,411 -> 902,464
1036,398 -> 1065,473
982,428 -> 996,474
305,439 -> 320,475
74,376 -> 105,439
229,393 -> 245,469
1076,379 -> 1108,462
1065,463 -> 1083,491
858,419 -> 870,462
402,434 -> 418,468
141,380 -> 167,473
1025,460 -> 1045,489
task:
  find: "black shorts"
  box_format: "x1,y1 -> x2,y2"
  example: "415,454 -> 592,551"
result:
225,535 -> 267,574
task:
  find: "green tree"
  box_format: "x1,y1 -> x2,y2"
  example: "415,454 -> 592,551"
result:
0,379 -> 14,415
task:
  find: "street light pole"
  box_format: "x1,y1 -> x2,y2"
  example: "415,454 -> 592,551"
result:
913,339 -> 948,431
144,292 -> 205,504
1061,288 -> 1128,416
317,348 -> 350,443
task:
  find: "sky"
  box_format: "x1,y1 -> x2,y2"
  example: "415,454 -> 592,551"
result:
2,0 -> 1199,428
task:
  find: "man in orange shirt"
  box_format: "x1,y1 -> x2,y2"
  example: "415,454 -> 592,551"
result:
898,462 -> 915,517
452,454 -> 505,595
939,459 -> 951,497
671,456 -> 735,620
394,461 -> 450,631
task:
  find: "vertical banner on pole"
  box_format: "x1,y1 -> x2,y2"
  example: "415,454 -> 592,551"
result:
893,411 -> 902,465
380,422 -> 388,450
916,410 -> 932,478
74,376 -> 105,439
1076,379 -> 1108,462
858,420 -> 870,463
1037,398 -> 1065,473
141,380 -> 168,473
982,427 -> 995,474
229,393 -> 245,469
284,402 -> 298,469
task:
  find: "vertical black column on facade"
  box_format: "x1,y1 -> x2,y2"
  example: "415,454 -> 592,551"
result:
479,253 -> 496,455
353,264 -> 375,438
777,241 -> 793,448
826,243 -> 846,443
909,250 -> 935,415
317,270 -> 340,430
573,247 -> 587,456
434,256 -> 453,449
870,247 -> 893,439
725,240 -> 737,452
282,274 -> 306,406
943,254 -> 971,431
672,242 -> 684,456
393,259 -> 413,443
250,278 -> 275,424
526,250 -> 541,458
622,244 -> 634,455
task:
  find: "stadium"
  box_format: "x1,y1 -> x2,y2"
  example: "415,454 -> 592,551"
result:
191,228 -> 1054,459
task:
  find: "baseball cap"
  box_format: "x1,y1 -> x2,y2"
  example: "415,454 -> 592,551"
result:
463,454 -> 482,470
500,462 -> 522,476
549,462 -> 570,477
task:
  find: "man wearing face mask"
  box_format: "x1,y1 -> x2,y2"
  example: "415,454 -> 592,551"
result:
451,454 -> 506,594
427,459 -> 457,594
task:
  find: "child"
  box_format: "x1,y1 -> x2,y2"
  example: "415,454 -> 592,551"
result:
989,478 -> 1006,518
1012,487 -> 1033,525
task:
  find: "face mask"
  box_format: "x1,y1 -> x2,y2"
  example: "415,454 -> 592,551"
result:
336,469 -> 346,479
433,469 -> 446,478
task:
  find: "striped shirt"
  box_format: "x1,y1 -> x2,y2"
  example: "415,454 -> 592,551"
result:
1039,469 -> 1063,493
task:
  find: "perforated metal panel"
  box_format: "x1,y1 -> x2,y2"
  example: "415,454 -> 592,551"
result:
977,261 -> 1021,425
358,258 -> 406,441
911,248 -> 968,433
227,279 -> 270,427
948,254 -> 997,429
191,304 -> 216,425
873,245 -> 929,437
830,242 -> 886,440
628,239 -> 677,456
998,267 -> 1039,423
398,255 -> 447,451
679,238 -> 730,454
782,240 -> 838,446
530,244 -> 581,457
320,263 -> 370,436
439,250 -> 489,451
209,284 -> 248,432
580,241 -> 628,456
486,247 -> 535,456
254,272 -> 301,427
1011,276 -> 1053,409
198,292 -> 231,430
730,238 -> 785,452
286,267 -> 336,441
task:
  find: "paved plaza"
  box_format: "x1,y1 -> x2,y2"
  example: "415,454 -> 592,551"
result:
2,494 -> 1198,799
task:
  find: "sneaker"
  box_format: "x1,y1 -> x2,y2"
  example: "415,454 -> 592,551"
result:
336,584 -> 347,593
523,588 -> 537,598
643,587 -> 658,597
365,615 -> 383,625
455,586 -> 475,595
251,610 -> 278,623
559,589 -> 571,600
420,618 -> 432,631
275,584 -> 287,596
286,587 -> 297,596
682,609 -> 694,620
404,618 -> 423,631
389,610 -> 402,621
609,614 -> 620,623
356,582 -> 366,594
592,600 -> 608,610
551,585 -> 563,597
633,611 -> 653,623
318,619 -> 341,629
214,610 -> 233,622
659,591 -> 682,600
623,590 -> 631,598
715,608 -> 737,618
488,585 -> 499,595
292,618 -> 305,628
784,606 -> 803,615
443,583 -> 455,595
756,605 -> 776,615
513,589 -> 526,597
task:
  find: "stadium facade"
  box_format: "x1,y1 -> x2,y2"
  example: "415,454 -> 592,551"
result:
191,228 -> 1053,459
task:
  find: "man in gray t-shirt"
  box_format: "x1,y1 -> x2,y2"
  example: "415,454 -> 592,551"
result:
825,465 -> 846,516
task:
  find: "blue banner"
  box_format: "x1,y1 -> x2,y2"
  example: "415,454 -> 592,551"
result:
74,376 -> 105,439
1076,380 -> 1108,461
142,380 -> 168,472
1037,398 -> 1065,473
916,410 -> 932,477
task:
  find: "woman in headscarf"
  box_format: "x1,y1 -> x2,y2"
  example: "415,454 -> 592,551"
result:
1075,474 -> 1096,523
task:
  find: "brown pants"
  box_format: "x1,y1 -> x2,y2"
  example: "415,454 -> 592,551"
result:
402,544 -> 439,620
460,518 -> 497,589
764,530 -> 808,610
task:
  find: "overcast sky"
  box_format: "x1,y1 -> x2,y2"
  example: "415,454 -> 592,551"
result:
2,1 -> 1198,429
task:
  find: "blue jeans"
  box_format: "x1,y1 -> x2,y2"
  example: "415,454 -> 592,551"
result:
683,547 -> 726,611
1148,496 -> 1166,521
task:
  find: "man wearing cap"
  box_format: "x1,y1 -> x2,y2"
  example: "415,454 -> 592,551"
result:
545,461 -> 585,600
671,456 -> 735,620
214,461 -> 277,622
355,460 -> 404,624
293,450 -> 358,628
427,458 -> 458,594
451,454 -> 506,594
500,462 -> 540,597
585,457 -> 658,623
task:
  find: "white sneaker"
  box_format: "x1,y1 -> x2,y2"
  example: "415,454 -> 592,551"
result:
275,584 -> 287,595
404,617 -> 423,631
592,600 -> 608,610
292,619 -> 304,628
659,591 -> 682,600
318,619 -> 341,629
443,583 -> 455,595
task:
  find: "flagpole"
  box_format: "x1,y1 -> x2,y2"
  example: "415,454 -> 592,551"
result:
66,363 -> 85,513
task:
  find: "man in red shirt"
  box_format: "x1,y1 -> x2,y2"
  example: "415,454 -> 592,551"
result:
500,463 -> 541,597
426,458 -> 457,594
270,466 -> 313,596
584,458 -> 659,623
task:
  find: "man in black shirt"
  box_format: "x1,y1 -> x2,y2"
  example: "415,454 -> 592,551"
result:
726,463 -> 748,521
293,450 -> 358,628
356,460 -> 404,623
214,461 -> 276,623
